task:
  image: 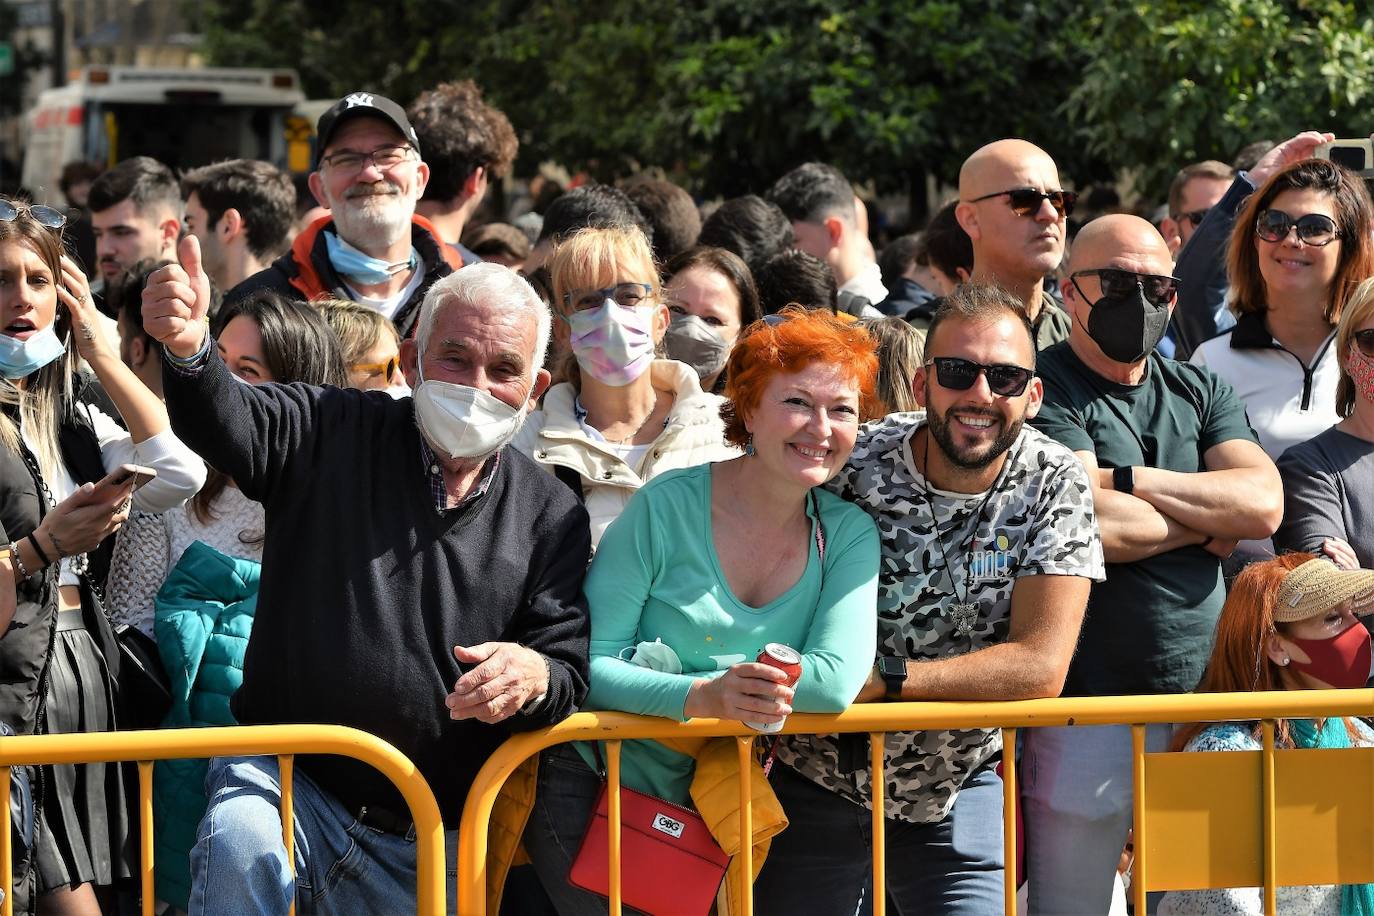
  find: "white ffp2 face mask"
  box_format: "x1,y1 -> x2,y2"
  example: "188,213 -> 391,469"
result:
412,374 -> 529,460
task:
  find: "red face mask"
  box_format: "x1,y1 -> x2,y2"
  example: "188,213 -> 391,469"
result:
1287,623 -> 1373,689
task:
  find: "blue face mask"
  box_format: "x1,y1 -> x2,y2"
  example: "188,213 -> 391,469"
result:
0,326 -> 66,379
324,232 -> 417,286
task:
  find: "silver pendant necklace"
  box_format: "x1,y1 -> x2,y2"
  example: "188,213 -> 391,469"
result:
920,429 -> 997,640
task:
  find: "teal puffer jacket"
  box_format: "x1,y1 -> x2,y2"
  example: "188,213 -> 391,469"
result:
153,540 -> 261,910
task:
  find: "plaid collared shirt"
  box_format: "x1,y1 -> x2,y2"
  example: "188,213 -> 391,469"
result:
419,438 -> 500,514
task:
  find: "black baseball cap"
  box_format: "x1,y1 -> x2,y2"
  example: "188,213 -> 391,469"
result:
314,92 -> 421,167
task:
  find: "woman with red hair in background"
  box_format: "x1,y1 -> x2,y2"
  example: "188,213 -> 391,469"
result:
1159,552 -> 1374,914
521,307 -> 883,914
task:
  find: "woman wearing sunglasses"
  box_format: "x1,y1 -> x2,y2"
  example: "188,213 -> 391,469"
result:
1275,277 -> 1374,575
521,308 -> 881,914
1189,159 -> 1374,567
0,198 -> 207,914
1158,553 -> 1374,915
513,226 -> 738,547
1190,159 -> 1374,461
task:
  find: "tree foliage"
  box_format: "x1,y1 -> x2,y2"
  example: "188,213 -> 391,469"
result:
196,0 -> 1374,208
1065,0 -> 1374,196
0,4 -> 50,119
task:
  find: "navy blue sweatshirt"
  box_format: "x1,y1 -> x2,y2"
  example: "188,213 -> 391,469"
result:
162,347 -> 591,823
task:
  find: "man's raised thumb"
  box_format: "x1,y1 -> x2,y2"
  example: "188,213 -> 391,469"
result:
177,234 -> 211,318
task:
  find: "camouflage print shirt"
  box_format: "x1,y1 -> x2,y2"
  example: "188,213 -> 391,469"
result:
777,413 -> 1105,824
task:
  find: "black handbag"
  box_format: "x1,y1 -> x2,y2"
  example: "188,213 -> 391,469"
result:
112,622 -> 173,730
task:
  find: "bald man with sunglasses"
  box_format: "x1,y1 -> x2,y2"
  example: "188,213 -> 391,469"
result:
956,139 -> 1076,349
1024,214 -> 1283,913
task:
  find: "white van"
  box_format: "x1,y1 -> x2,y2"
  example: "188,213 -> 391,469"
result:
21,66 -> 306,202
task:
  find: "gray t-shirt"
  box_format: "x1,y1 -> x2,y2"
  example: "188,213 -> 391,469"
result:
1274,426 -> 1374,567
777,413 -> 1104,824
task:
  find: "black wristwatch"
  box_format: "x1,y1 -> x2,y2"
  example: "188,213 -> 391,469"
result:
1113,465 -> 1135,495
877,656 -> 907,700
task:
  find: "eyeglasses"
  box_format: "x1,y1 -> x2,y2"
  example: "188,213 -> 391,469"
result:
1353,329 -> 1374,359
563,282 -> 654,312
1071,268 -> 1180,307
1175,208 -> 1210,227
969,188 -> 1077,218
319,145 -> 413,174
1255,209 -> 1341,247
927,357 -> 1035,397
0,200 -> 67,230
352,355 -> 399,383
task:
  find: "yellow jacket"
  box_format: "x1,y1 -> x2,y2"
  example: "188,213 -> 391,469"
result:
484,737 -> 788,915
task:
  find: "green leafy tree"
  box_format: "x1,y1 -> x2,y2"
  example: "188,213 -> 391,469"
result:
196,0 -> 1117,212
1066,0 -> 1374,198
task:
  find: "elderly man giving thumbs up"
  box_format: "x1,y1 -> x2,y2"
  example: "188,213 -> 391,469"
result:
142,236 -> 591,916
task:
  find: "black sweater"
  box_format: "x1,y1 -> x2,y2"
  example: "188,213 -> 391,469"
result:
163,349 -> 591,823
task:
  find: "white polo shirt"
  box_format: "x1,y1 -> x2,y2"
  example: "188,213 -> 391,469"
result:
1189,311 -> 1340,461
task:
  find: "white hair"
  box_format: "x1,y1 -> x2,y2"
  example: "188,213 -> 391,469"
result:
415,263 -> 551,378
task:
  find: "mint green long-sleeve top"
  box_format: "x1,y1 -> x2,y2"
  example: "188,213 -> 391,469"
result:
577,462 -> 879,803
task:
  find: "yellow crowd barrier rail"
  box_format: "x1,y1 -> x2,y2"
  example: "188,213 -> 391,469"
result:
0,724 -> 444,916
458,689 -> 1374,916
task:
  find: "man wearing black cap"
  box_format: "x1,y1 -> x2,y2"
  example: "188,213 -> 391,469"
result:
224,91 -> 464,337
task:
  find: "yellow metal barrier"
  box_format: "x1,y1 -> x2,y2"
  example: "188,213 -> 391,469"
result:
457,689 -> 1374,916
0,725 -> 444,916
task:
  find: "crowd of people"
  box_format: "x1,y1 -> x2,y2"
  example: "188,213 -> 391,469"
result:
0,77 -> 1371,916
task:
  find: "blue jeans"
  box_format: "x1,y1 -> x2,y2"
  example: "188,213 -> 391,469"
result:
1021,724 -> 1173,915
753,761 -> 1004,916
189,755 -> 460,916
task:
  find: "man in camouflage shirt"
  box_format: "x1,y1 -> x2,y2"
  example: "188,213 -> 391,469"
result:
755,284 -> 1103,913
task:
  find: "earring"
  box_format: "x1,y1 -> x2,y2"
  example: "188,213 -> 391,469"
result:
744,436 -> 756,457
1280,656 -> 1291,667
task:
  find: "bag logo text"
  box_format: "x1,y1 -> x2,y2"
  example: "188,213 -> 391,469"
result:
652,811 -> 685,839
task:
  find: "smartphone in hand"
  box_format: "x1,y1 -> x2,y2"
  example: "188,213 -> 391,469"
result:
89,464 -> 157,503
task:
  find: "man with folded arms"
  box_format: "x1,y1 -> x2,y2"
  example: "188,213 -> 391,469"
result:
1024,214 -> 1283,912
144,244 -> 590,915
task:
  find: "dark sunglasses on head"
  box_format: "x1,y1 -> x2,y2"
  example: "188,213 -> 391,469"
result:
969,187 -> 1077,218
1071,268 -> 1180,307
1176,208 -> 1210,227
1255,209 -> 1341,247
927,357 -> 1035,397
0,200 -> 67,230
1353,329 -> 1374,359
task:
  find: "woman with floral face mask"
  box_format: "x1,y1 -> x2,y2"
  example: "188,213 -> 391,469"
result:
1159,552 -> 1374,915
513,227 -> 739,547
1275,276 -> 1374,573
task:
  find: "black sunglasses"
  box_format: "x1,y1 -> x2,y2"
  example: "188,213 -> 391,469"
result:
969,187 -> 1077,218
1354,329 -> 1374,359
0,200 -> 67,230
1255,209 -> 1341,247
927,357 -> 1035,397
1176,208 -> 1210,227
1071,268 -> 1180,307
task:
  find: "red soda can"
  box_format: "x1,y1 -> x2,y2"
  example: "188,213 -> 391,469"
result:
745,643 -> 803,733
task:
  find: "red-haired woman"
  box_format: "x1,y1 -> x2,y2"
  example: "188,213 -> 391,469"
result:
521,307 -> 882,914
1158,552 -> 1374,914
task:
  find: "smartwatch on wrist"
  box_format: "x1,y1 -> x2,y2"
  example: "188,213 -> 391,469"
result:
877,656 -> 906,700
1112,465 -> 1135,495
